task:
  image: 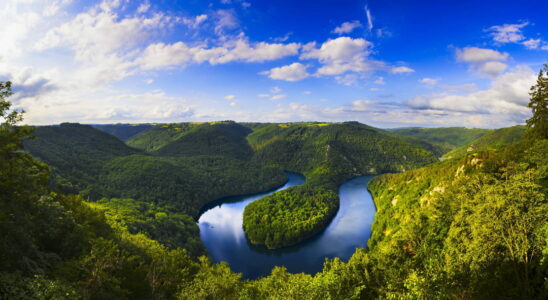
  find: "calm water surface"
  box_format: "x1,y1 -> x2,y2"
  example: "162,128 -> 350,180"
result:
198,172 -> 376,279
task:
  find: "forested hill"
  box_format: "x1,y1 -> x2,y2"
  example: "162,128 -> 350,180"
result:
388,127 -> 492,156
248,122 -> 438,186
91,123 -> 152,141
365,136 -> 547,299
23,122 -> 287,217
23,123 -> 140,194
126,121 -> 253,160
443,125 -> 526,159
23,120 -> 440,250
243,122 -> 439,248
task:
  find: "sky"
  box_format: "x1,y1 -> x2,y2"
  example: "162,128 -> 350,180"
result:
1,0 -> 547,128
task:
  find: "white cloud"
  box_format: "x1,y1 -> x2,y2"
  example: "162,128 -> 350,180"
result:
137,39 -> 301,69
22,90 -> 194,124
181,14 -> 208,28
264,66 -> 534,127
391,66 -> 415,74
137,2 -> 150,14
439,83 -> 478,92
214,9 -> 239,36
456,47 -> 508,62
456,47 -> 509,77
303,91 -> 312,95
478,61 -> 507,77
257,94 -> 270,98
335,74 -> 358,86
270,86 -> 281,93
365,6 -> 373,31
332,21 -> 362,34
419,78 -> 438,87
229,101 -> 239,107
224,94 -> 236,100
406,66 -> 535,126
374,76 -> 385,85
261,62 -> 310,82
487,22 -> 528,43
271,94 -> 287,100
300,37 -> 381,76
486,22 -> 548,50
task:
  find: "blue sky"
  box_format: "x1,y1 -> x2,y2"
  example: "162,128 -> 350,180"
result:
1,0 -> 547,127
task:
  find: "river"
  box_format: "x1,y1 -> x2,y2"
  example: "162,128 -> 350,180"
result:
198,172 -> 376,279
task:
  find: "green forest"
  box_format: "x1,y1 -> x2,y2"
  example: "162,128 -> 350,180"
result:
0,64 -> 547,299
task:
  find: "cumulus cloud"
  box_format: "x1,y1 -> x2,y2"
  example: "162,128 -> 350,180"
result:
374,76 -> 385,85
0,67 -> 58,100
300,37 -> 382,76
137,39 -> 301,69
270,86 -> 282,93
224,95 -> 236,100
456,47 -> 509,77
22,90 -> 195,124
261,62 -> 310,82
406,66 -> 535,125
214,9 -> 239,36
391,66 -> 415,74
419,78 -> 438,87
137,2 -> 151,14
487,22 -> 528,43
180,14 -> 208,28
271,94 -> 287,101
487,22 -> 548,50
332,21 -> 362,34
265,65 -> 533,128
335,74 -> 358,86
456,47 -> 508,62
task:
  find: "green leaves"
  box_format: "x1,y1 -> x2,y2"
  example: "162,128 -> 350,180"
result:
243,185 -> 338,249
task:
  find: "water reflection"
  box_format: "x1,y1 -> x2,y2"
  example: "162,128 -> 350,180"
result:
198,173 -> 376,279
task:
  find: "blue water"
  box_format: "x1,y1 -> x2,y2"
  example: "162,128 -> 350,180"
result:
198,172 -> 376,279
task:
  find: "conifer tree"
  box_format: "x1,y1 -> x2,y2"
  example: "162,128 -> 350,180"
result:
527,64 -> 548,139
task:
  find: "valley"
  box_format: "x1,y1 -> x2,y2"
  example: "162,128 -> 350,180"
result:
1,74 -> 545,298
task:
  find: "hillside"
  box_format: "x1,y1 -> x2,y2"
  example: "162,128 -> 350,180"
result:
243,122 -> 439,248
127,122 -> 254,160
248,122 -> 438,186
23,123 -> 140,194
389,127 -> 492,156
92,123 -> 153,141
96,155 -> 286,216
443,125 -> 526,159
365,137 -> 547,298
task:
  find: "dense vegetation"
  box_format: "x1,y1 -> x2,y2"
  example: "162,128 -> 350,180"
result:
243,186 -> 338,249
127,122 -> 253,160
25,118 -> 439,249
23,123 -> 140,194
443,125 -> 526,159
242,121 -> 438,247
97,155 -> 286,216
389,127 -> 492,156
92,123 -> 152,141
1,64 -> 546,299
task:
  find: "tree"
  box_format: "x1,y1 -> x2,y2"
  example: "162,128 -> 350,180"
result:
527,64 -> 548,139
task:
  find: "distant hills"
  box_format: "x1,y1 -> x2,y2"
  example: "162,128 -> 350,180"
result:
388,127 -> 492,156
